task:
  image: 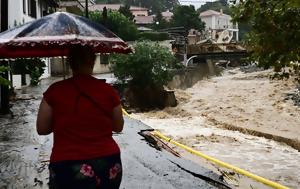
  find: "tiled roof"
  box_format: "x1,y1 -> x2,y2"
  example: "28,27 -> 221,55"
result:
134,16 -> 154,24
162,11 -> 173,17
89,4 -> 148,12
200,10 -> 230,17
130,6 -> 148,11
89,4 -> 122,11
161,11 -> 173,21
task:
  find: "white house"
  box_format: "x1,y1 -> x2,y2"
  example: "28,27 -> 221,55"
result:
161,10 -> 173,22
1,0 -> 58,89
199,9 -> 239,42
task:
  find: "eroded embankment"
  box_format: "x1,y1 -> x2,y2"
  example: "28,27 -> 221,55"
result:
206,116 -> 300,151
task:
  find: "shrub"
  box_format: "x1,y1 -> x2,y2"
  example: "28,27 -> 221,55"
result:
111,41 -> 178,88
13,58 -> 46,86
0,66 -> 10,86
138,32 -> 170,41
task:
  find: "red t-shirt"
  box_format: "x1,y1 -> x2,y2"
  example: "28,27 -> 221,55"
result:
43,74 -> 121,162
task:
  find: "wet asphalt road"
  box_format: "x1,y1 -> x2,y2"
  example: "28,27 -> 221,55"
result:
0,76 -> 227,189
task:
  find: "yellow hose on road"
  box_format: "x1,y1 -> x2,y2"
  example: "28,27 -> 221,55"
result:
152,130 -> 290,189
121,108 -> 290,189
122,108 -> 130,117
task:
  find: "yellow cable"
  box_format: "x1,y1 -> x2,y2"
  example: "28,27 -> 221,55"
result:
121,108 -> 290,189
122,108 -> 130,117
152,130 -> 290,189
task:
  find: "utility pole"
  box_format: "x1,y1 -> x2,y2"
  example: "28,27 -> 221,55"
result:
85,0 -> 89,18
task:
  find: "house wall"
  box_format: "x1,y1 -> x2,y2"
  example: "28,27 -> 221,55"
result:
200,13 -> 239,41
50,55 -> 111,76
201,14 -> 233,30
93,56 -> 111,74
201,16 -> 213,30
7,0 -> 52,89
8,0 -> 44,28
131,10 -> 148,17
214,15 -> 232,29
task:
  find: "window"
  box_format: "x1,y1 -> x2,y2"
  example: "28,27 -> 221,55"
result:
100,55 -> 109,65
28,0 -> 37,18
23,0 -> 26,14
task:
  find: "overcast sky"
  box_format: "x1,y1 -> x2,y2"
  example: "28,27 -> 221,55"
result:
178,0 -> 217,9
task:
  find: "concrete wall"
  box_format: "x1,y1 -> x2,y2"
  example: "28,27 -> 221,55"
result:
93,56 -> 111,74
50,55 -> 111,76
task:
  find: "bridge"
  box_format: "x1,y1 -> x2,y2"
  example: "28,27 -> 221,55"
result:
161,27 -> 249,65
173,41 -> 249,66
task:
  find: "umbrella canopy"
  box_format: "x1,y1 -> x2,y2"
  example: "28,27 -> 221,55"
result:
0,12 -> 131,58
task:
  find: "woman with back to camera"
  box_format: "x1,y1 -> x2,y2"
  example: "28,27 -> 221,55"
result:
36,45 -> 124,189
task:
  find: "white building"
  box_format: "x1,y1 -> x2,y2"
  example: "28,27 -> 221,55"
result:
7,0 -> 57,29
199,9 -> 239,42
161,10 -> 173,22
0,0 -> 58,89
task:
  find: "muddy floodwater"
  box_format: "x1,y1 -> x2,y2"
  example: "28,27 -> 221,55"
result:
132,66 -> 300,189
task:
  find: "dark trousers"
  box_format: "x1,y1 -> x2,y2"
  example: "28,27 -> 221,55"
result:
49,153 -> 122,189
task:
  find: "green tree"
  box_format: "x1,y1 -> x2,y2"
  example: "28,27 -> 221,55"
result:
0,66 -> 10,86
111,41 -> 177,88
95,0 -> 121,3
13,58 -> 46,86
89,10 -> 138,41
231,0 -> 300,74
152,10 -> 169,30
119,4 -> 134,21
123,0 -> 179,14
95,0 -> 179,14
198,0 -> 230,14
170,5 -> 205,31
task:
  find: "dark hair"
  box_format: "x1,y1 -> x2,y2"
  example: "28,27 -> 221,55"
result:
68,45 -> 96,71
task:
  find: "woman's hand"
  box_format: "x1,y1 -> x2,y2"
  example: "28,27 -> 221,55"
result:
112,105 -> 124,133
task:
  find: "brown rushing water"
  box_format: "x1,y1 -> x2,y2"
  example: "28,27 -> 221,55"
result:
133,67 -> 300,189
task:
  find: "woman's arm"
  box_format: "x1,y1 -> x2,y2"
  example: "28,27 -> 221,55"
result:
112,104 -> 124,133
36,98 -> 53,135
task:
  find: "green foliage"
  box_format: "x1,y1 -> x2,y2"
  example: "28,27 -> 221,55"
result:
89,10 -> 138,41
27,59 -> 46,86
95,0 -> 179,14
231,0 -> 300,75
198,0 -> 230,14
0,66 -> 10,86
152,10 -> 169,30
138,32 -> 169,41
124,0 -> 179,14
111,41 -> 178,88
13,58 -> 46,86
170,5 -> 205,31
118,4 -> 134,21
